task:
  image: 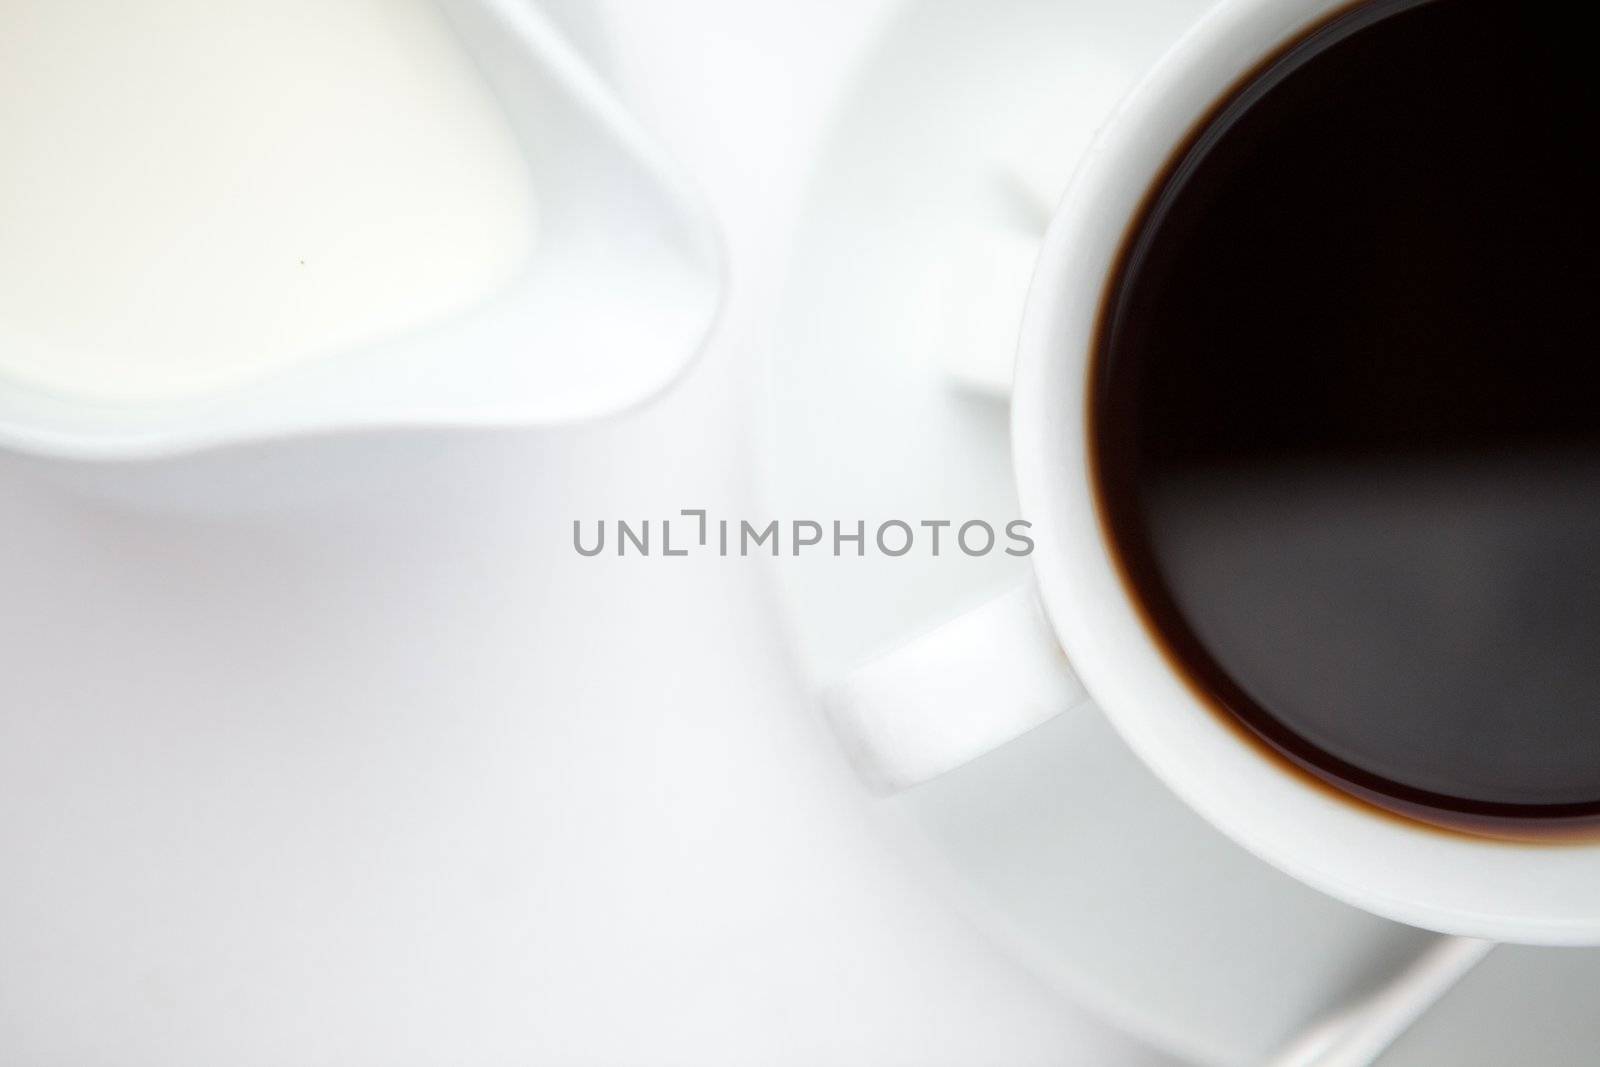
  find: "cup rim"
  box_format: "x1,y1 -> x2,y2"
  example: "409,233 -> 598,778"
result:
1012,0 -> 1600,945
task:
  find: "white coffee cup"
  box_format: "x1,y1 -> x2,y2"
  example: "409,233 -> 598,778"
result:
826,0 -> 1600,947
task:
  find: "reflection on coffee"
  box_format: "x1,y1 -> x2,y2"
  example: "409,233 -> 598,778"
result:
1090,0 -> 1600,835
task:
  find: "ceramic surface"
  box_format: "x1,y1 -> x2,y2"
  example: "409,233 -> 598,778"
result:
0,0 -> 722,460
1014,0 -> 1600,945
764,0 -> 1600,1060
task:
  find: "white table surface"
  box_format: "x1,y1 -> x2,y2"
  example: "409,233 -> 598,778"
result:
0,1 -> 1175,1063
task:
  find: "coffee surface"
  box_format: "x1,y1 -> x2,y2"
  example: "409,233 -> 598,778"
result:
1091,0 -> 1600,831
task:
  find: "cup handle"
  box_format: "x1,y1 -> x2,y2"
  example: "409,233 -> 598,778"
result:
822,585 -> 1091,793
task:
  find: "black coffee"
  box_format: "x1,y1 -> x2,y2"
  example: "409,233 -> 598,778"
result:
1091,0 -> 1600,835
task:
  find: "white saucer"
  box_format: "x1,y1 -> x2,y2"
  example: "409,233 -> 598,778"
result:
761,0 -> 1600,1062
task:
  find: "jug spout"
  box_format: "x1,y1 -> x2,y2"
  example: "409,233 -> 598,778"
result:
0,0 -> 722,462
